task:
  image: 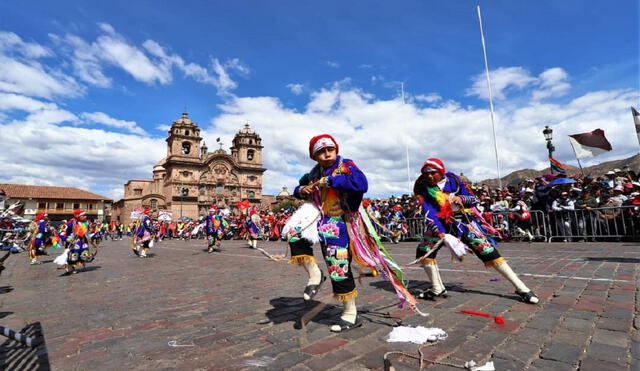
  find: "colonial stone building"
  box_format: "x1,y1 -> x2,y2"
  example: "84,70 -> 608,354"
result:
113,113 -> 265,224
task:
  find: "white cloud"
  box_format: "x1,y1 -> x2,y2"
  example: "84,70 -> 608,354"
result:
467,66 -> 537,100
0,31 -> 51,58
210,82 -> 639,197
413,93 -> 442,104
0,100 -> 165,196
156,124 -> 171,132
81,111 -> 147,135
286,83 -> 304,95
325,60 -> 339,68
0,54 -> 84,99
47,24 -> 247,95
532,67 -> 570,101
468,66 -> 572,102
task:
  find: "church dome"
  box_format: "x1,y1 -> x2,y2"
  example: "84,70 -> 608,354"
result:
277,186 -> 291,197
173,112 -> 195,126
153,165 -> 166,172
238,123 -> 255,135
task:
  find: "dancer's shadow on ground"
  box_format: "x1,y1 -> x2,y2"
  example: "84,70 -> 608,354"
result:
585,257 -> 640,263
264,296 -> 341,328
0,321 -> 51,370
0,311 -> 14,319
0,286 -> 13,294
369,280 -> 521,301
59,265 -> 102,277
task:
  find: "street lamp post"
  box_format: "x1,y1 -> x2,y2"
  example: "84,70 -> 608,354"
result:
543,125 -> 555,174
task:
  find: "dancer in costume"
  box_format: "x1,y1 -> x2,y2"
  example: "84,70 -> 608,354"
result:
245,209 -> 261,249
134,208 -> 155,258
413,158 -> 539,304
57,209 -> 95,274
205,206 -> 226,253
291,134 -> 423,332
292,135 -> 364,331
284,199 -> 325,302
28,212 -> 49,265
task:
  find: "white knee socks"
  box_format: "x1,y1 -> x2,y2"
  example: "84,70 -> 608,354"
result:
329,298 -> 357,331
494,262 -> 538,303
423,263 -> 445,294
303,261 -> 322,300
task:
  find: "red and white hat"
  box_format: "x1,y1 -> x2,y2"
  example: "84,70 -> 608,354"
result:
421,157 -> 446,177
73,209 -> 86,218
209,205 -> 217,212
308,134 -> 339,159
35,212 -> 47,222
143,208 -> 152,215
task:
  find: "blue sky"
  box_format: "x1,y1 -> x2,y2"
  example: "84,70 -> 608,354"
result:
0,1 -> 638,199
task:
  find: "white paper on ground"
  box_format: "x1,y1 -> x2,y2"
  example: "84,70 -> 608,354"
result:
471,362 -> 495,371
386,326 -> 447,344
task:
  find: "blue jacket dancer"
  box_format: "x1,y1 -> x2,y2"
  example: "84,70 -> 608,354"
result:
293,134 -> 367,332
135,208 -> 155,258
205,206 -> 226,253
414,157 -> 539,304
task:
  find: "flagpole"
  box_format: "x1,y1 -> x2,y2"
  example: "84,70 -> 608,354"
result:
568,139 -> 585,177
401,82 -> 412,195
477,5 -> 502,190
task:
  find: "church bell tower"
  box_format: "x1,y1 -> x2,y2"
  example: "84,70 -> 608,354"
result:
166,112 -> 203,159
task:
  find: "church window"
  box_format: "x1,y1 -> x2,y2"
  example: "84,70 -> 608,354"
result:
216,184 -> 224,194
134,189 -> 142,196
250,139 -> 254,144
181,188 -> 189,197
150,199 -> 157,209
182,142 -> 191,154
185,130 -> 190,136
247,191 -> 255,198
247,149 -> 255,161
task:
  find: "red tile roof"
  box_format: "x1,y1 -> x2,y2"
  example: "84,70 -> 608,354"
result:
0,183 -> 112,201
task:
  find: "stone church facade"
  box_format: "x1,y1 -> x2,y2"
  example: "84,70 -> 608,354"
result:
113,113 -> 265,224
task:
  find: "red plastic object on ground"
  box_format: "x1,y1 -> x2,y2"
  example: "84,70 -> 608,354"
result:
461,309 -> 505,324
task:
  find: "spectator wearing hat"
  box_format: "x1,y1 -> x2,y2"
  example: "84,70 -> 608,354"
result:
604,171 -> 617,189
551,191 -> 574,241
575,190 -> 598,240
612,185 -> 628,205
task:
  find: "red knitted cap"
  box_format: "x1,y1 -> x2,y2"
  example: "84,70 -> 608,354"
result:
421,158 -> 445,177
308,134 -> 339,159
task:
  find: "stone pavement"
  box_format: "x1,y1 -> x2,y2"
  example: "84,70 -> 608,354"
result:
0,238 -> 638,370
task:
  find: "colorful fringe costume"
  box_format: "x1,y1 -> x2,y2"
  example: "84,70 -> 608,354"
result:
58,210 -> 96,273
414,158 -> 538,304
135,210 -> 155,258
293,156 -> 422,313
205,208 -> 226,252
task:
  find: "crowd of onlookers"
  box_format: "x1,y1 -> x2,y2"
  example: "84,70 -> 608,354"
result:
1,166 -> 638,247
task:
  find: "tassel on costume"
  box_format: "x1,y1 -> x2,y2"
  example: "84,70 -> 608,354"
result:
422,257 -> 437,265
288,255 -> 316,265
483,256 -> 507,268
334,289 -> 358,302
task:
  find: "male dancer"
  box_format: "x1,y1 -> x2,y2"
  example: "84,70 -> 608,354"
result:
205,206 -> 226,253
293,134 -> 368,332
414,158 -> 539,304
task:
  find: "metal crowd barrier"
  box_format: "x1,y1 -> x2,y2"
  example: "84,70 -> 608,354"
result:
403,206 -> 640,243
547,206 -> 640,242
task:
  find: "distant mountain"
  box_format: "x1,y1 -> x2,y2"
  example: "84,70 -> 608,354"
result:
479,154 -> 640,188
